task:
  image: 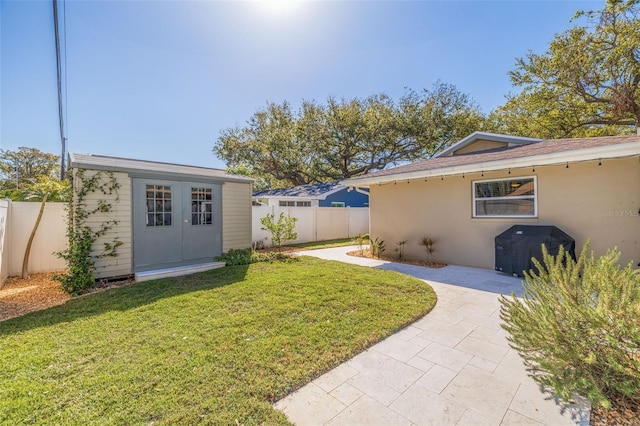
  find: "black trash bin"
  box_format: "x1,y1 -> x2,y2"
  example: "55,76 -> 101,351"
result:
495,225 -> 576,277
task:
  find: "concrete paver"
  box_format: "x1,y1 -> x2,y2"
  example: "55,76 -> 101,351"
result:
275,246 -> 590,425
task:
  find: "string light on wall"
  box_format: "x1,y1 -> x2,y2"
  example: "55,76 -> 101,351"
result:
508,168 -> 511,174
566,162 -> 569,169
598,159 -> 602,167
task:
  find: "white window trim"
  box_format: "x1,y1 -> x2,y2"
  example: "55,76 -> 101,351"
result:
472,176 -> 538,218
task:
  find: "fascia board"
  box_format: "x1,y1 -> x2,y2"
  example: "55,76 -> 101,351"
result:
316,185 -> 346,200
343,142 -> 640,188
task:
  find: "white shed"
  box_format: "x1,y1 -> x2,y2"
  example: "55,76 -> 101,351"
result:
69,153 -> 252,280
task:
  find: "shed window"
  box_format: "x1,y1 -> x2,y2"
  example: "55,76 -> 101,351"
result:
191,187 -> 212,225
296,201 -> 311,207
473,177 -> 537,218
279,201 -> 295,207
146,185 -> 172,226
331,202 -> 345,208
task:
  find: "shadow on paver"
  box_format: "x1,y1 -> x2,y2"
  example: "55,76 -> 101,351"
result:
376,262 -> 526,297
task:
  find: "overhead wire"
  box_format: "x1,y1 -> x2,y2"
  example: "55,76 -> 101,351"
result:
53,0 -> 67,180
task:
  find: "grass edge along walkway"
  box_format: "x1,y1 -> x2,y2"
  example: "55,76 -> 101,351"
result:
0,256 -> 436,425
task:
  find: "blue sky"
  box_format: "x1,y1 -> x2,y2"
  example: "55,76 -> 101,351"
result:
1,0 -> 601,169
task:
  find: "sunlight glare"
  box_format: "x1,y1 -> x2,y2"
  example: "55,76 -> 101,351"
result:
257,0 -> 301,17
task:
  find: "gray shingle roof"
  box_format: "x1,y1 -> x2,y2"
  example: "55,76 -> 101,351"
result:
344,134 -> 640,184
253,182 -> 343,198
69,153 -> 252,183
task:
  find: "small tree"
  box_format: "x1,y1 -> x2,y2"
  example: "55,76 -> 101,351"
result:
21,178 -> 68,278
500,243 -> 640,409
418,236 -> 436,262
260,212 -> 298,250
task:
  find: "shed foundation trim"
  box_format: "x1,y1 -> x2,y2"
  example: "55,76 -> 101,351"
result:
135,262 -> 225,282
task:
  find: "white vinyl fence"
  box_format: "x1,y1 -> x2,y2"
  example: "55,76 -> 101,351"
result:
0,201 -> 370,286
0,200 -> 9,285
252,206 -> 369,247
0,201 -> 68,287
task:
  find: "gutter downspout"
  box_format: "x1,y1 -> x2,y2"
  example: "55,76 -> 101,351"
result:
349,186 -> 370,197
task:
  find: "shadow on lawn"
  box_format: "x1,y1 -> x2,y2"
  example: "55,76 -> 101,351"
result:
0,264 -> 249,336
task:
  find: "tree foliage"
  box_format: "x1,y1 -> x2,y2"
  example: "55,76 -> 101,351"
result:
0,147 -> 66,201
500,243 -> 640,409
492,0 -> 640,138
215,82 -> 485,188
0,147 -> 60,190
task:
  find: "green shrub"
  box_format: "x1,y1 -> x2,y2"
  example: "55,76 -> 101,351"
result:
370,237 -> 385,258
260,212 -> 298,249
215,248 -> 295,266
214,248 -> 253,265
500,243 -> 640,408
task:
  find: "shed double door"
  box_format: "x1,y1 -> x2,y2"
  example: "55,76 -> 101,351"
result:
132,179 -> 222,272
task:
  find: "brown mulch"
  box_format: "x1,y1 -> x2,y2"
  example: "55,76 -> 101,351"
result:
346,249 -> 448,268
590,396 -> 640,426
0,272 -> 70,322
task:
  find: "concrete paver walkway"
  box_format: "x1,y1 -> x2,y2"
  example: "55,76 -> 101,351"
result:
275,246 -> 590,426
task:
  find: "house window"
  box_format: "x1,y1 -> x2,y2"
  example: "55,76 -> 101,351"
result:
191,187 -> 212,225
331,202 -> 346,208
473,177 -> 536,218
279,201 -> 295,207
296,201 -> 311,207
146,185 -> 172,226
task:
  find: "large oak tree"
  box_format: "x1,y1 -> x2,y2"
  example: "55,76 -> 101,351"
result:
491,0 -> 640,138
215,82 -> 485,189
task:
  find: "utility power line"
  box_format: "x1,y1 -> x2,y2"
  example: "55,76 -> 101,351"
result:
53,0 -> 66,180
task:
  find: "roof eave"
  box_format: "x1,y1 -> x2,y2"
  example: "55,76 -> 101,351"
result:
433,132 -> 542,158
342,141 -> 640,188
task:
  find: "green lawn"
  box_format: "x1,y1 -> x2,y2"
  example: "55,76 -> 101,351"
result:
0,257 -> 436,425
288,238 -> 359,250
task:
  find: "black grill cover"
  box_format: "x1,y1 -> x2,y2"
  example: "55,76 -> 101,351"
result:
495,225 -> 576,277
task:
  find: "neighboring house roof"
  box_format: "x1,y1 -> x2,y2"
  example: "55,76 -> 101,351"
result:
68,153 -> 252,183
342,134 -> 640,187
253,182 -> 348,200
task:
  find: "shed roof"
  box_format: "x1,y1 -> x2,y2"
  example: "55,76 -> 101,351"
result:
253,182 -> 344,199
342,134 -> 640,187
69,153 -> 252,183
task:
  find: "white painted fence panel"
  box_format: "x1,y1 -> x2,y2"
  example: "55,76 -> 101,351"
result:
0,202 -> 369,283
6,202 -> 67,276
252,206 -> 369,247
0,200 -> 9,286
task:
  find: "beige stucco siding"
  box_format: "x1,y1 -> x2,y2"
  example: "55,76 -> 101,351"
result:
74,169 -> 132,279
370,158 -> 640,269
222,182 -> 252,251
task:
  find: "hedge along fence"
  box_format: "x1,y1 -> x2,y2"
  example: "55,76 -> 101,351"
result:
252,206 -> 369,247
0,201 -> 68,286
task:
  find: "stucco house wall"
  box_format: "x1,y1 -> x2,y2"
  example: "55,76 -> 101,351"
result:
369,157 -> 639,269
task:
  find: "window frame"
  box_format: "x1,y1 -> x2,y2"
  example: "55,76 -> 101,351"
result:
331,201 -> 346,208
472,176 -> 538,218
145,184 -> 173,227
191,187 -> 213,226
